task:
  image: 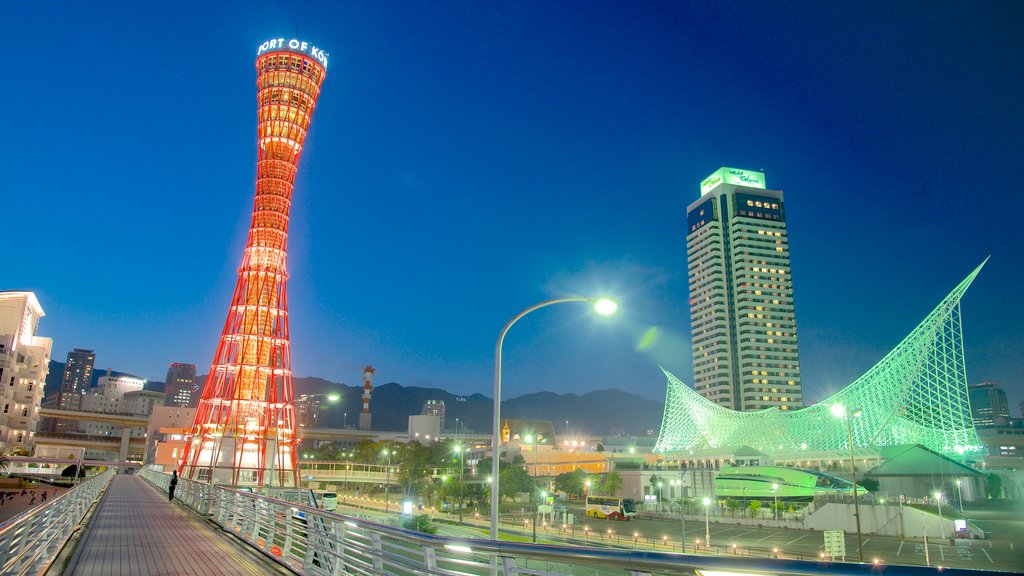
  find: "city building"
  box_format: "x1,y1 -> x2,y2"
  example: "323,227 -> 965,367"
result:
421,399 -> 446,430
296,394 -> 325,428
409,414 -> 441,441
164,363 -> 196,407
179,38 -> 329,487
0,292 -> 52,452
500,419 -> 556,445
146,405 -> 197,464
686,167 -> 802,411
57,348 -> 95,414
79,371 -> 148,436
968,381 -> 1011,427
655,261 -> 985,459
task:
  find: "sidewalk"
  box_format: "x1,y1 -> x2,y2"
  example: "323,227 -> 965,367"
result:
62,475 -> 282,576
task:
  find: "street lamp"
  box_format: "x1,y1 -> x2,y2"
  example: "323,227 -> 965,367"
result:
525,435 -> 541,543
772,483 -> 779,520
490,296 -> 618,540
831,404 -> 865,562
382,448 -> 392,513
658,481 -> 664,510
702,497 -> 711,547
955,479 -> 963,513
934,491 -> 945,538
454,445 -> 465,523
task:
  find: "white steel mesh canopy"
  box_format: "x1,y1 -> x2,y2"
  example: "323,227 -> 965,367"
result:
654,261 -> 987,458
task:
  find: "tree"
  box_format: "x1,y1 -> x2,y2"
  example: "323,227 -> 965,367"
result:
554,469 -> 586,497
61,464 -> 85,479
499,467 -> 535,502
748,499 -> 762,514
858,478 -> 879,493
401,514 -> 437,534
985,473 -> 1003,500
602,471 -> 623,496
595,443 -> 605,452
0,451 -> 9,472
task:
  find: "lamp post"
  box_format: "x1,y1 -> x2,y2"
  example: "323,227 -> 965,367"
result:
678,471 -> 687,553
956,480 -> 963,513
382,448 -> 392,513
702,497 -> 711,547
934,491 -> 945,538
772,483 -> 779,520
343,412 -> 347,429
489,296 -> 618,540
454,445 -> 465,523
832,404 -> 865,562
658,481 -> 664,510
525,434 -> 540,543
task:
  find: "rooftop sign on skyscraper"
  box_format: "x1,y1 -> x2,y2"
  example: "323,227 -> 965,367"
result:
700,166 -> 766,196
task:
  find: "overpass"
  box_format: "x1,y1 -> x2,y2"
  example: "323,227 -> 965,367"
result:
35,408 -> 151,462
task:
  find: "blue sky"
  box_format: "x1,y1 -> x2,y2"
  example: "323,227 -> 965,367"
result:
5,1 -> 1023,410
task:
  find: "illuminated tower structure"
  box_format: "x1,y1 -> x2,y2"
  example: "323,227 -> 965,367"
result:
359,365 -> 375,431
687,167 -> 802,412
179,38 -> 328,487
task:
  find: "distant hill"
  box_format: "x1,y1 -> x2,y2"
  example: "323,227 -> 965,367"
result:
286,376 -> 664,436
42,359 -> 665,435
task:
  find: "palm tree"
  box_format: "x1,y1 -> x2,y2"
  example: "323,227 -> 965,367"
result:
0,451 -> 10,472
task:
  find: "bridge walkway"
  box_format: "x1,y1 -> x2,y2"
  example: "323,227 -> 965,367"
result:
61,475 -> 287,576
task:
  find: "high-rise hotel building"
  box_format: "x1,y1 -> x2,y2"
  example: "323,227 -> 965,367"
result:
686,167 -> 802,411
0,292 -> 52,451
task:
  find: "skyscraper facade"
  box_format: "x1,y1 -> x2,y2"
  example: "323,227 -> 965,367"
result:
179,38 -> 328,487
968,381 -> 1010,428
164,363 -> 196,407
0,292 -> 52,451
686,167 -> 802,411
57,348 -> 95,413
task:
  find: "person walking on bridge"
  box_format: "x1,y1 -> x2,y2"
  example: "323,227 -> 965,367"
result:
169,470 -> 178,502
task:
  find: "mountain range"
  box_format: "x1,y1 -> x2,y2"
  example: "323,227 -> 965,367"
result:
44,360 -> 665,435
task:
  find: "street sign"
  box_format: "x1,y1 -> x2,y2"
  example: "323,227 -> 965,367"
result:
823,530 -> 846,560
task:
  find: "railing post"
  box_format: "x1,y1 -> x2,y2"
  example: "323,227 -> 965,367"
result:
370,532 -> 384,573
501,556 -> 519,576
423,545 -> 437,572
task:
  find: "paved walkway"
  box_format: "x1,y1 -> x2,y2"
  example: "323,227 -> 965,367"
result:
63,475 -> 280,576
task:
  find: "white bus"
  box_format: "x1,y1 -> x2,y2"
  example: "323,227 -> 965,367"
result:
585,496 -> 637,520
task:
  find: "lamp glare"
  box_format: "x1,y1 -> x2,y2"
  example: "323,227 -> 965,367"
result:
592,298 -> 618,316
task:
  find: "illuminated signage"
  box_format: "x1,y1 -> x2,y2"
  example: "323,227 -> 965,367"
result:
700,167 -> 767,196
257,38 -> 329,69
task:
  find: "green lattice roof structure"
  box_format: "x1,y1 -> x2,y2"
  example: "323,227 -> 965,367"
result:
654,261 -> 986,458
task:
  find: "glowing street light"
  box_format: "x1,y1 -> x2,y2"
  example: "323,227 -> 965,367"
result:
934,491 -> 945,538
490,296 -> 618,540
955,479 -> 964,513
771,483 -> 780,520
702,497 -> 711,546
382,448 -> 392,513
832,404 -> 865,562
454,445 -> 465,523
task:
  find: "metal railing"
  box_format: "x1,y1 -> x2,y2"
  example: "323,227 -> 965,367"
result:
0,469 -> 115,576
139,468 -> 983,576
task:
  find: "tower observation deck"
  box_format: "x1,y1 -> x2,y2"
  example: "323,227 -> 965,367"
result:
179,38 -> 328,487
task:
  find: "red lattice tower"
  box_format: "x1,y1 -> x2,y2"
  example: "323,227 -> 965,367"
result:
179,38 -> 328,487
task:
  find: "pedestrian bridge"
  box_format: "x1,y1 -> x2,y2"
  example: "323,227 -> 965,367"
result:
0,468 -> 987,576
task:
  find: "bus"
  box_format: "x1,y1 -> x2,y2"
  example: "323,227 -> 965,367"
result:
585,496 -> 637,520
714,466 -> 855,499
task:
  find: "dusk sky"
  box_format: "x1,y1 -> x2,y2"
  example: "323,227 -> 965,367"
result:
6,2 -> 1023,411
